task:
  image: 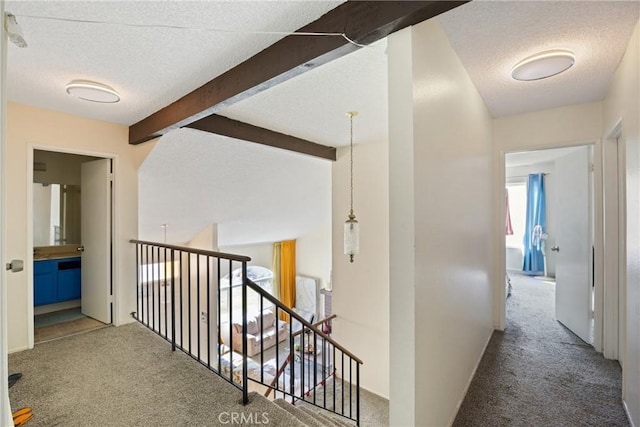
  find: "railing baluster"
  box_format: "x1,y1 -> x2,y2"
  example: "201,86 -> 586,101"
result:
164,246 -> 168,338
260,295 -> 264,383
341,352 -> 345,416
135,243 -> 140,321
349,357 -> 353,419
217,257 -> 222,374
151,246 -> 156,331
301,325 -> 305,400
188,252 -> 192,354
333,344 -> 336,413
171,249 -> 176,352
130,240 -> 362,422
241,261 -> 248,405
157,246 -> 161,334
313,331 -> 317,405
289,324 -> 295,403
228,259 -> 233,382
356,362 -> 360,426
196,255 -> 201,361
207,255 -> 211,368
179,250 -> 183,349
323,337 -> 326,408
275,305 -> 279,395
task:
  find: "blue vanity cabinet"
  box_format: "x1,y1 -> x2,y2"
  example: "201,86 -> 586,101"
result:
34,259 -> 57,306
57,258 -> 82,301
34,257 -> 81,306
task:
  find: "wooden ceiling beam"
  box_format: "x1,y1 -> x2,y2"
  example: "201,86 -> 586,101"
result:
185,115 -> 336,161
129,1 -> 468,145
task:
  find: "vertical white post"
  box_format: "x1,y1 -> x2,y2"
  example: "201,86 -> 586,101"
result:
0,1 -> 14,425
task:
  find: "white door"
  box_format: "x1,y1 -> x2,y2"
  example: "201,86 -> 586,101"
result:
81,159 -> 112,323
554,146 -> 591,343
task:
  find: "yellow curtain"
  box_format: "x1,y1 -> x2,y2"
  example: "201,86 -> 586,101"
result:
279,240 -> 296,322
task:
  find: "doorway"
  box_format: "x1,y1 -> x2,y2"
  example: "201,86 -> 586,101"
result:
30,149 -> 113,344
504,145 -> 596,345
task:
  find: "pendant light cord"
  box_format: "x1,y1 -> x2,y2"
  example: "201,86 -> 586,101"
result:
349,113 -> 354,216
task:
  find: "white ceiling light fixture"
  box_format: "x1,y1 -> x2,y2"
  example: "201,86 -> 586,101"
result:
511,49 -> 575,81
65,80 -> 120,103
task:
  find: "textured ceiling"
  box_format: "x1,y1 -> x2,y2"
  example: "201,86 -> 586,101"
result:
439,1 -> 640,117
5,0 -> 342,125
8,0 -> 638,246
219,39 -> 388,148
139,128 -> 331,246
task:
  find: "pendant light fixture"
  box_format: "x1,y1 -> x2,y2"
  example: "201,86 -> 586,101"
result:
344,111 -> 359,263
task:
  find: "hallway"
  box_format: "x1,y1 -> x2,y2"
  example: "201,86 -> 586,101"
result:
454,273 -> 628,426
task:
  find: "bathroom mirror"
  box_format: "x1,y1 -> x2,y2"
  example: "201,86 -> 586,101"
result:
33,183 -> 81,246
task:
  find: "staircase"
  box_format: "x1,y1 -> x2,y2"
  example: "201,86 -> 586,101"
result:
273,399 -> 355,427
130,239 -> 362,425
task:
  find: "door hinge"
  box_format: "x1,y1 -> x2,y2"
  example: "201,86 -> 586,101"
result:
590,163 -> 595,172
109,173 -> 114,182
108,295 -> 114,303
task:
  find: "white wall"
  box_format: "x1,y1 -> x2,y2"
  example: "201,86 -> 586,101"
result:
494,102 -> 603,151
388,26 -> 416,426
296,223 -> 331,289
603,20 -> 640,427
388,19 -> 494,426
0,0 -> 12,422
332,140 -> 390,397
6,102 -> 144,352
219,242 -> 272,275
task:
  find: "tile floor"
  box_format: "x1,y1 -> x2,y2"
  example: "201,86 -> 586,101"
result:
34,311 -> 109,344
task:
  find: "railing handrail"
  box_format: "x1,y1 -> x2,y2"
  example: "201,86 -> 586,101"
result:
292,314 -> 337,338
129,239 -> 251,262
131,239 -> 361,425
246,279 -> 363,365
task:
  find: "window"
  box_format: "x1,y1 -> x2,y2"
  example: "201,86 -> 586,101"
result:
220,266 -> 274,320
506,182 -> 527,250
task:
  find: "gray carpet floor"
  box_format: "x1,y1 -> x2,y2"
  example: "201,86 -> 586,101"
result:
454,273 -> 628,427
9,321 -> 388,426
9,323 -> 313,426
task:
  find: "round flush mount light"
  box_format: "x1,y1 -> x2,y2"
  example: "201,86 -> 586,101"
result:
511,49 -> 575,81
65,80 -> 120,103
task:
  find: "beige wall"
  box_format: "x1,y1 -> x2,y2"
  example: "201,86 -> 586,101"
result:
332,138 -> 390,398
33,150 -> 99,185
603,21 -> 640,426
6,102 -> 143,352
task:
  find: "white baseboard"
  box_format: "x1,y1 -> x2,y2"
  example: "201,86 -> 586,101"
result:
448,329 -> 494,427
624,399 -> 636,427
8,345 -> 29,354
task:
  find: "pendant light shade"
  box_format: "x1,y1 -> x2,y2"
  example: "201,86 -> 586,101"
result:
344,214 -> 359,262
344,112 -> 359,263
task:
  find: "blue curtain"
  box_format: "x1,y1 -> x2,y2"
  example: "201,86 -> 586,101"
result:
522,173 -> 546,274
